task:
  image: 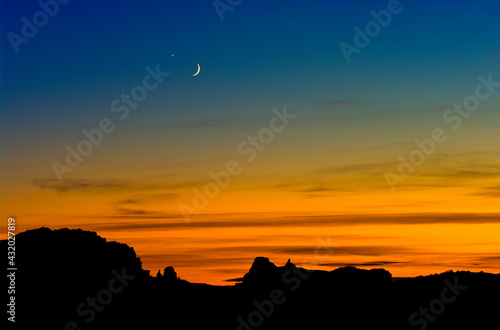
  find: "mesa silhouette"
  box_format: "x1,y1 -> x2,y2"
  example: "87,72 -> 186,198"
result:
3,228 -> 498,330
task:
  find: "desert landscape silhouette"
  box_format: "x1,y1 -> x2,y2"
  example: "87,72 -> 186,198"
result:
3,228 -> 499,329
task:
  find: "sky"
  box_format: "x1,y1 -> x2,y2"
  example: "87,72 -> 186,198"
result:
1,0 -> 500,284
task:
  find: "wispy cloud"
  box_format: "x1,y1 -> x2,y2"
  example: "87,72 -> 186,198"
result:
318,161 -> 397,176
469,186 -> 500,197
158,245 -> 411,256
184,120 -> 229,128
116,208 -> 156,216
472,254 -> 500,263
32,177 -> 201,194
140,253 -> 250,266
320,261 -> 403,267
32,178 -> 127,193
115,193 -> 179,205
86,212 -> 500,231
117,199 -> 140,205
294,185 -> 333,193
321,99 -> 362,111
112,193 -> 180,215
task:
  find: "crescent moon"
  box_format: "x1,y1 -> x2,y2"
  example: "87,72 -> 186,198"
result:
193,63 -> 200,76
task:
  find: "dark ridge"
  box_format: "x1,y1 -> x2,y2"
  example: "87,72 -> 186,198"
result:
3,227 -> 499,330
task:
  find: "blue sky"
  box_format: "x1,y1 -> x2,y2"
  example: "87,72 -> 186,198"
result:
2,0 -> 500,176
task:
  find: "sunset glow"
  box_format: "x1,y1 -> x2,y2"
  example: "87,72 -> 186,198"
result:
2,0 -> 500,286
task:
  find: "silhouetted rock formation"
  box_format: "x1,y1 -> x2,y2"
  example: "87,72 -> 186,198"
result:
242,256 -> 279,286
3,227 -> 499,330
163,266 -> 178,280
2,227 -> 147,330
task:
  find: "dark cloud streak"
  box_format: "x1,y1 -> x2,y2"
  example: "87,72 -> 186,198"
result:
86,212 -> 500,231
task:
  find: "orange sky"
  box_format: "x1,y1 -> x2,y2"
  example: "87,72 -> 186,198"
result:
3,174 -> 500,284
3,211 -> 500,285
2,103 -> 500,284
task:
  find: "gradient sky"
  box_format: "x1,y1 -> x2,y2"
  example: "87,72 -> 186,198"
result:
2,0 -> 500,284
